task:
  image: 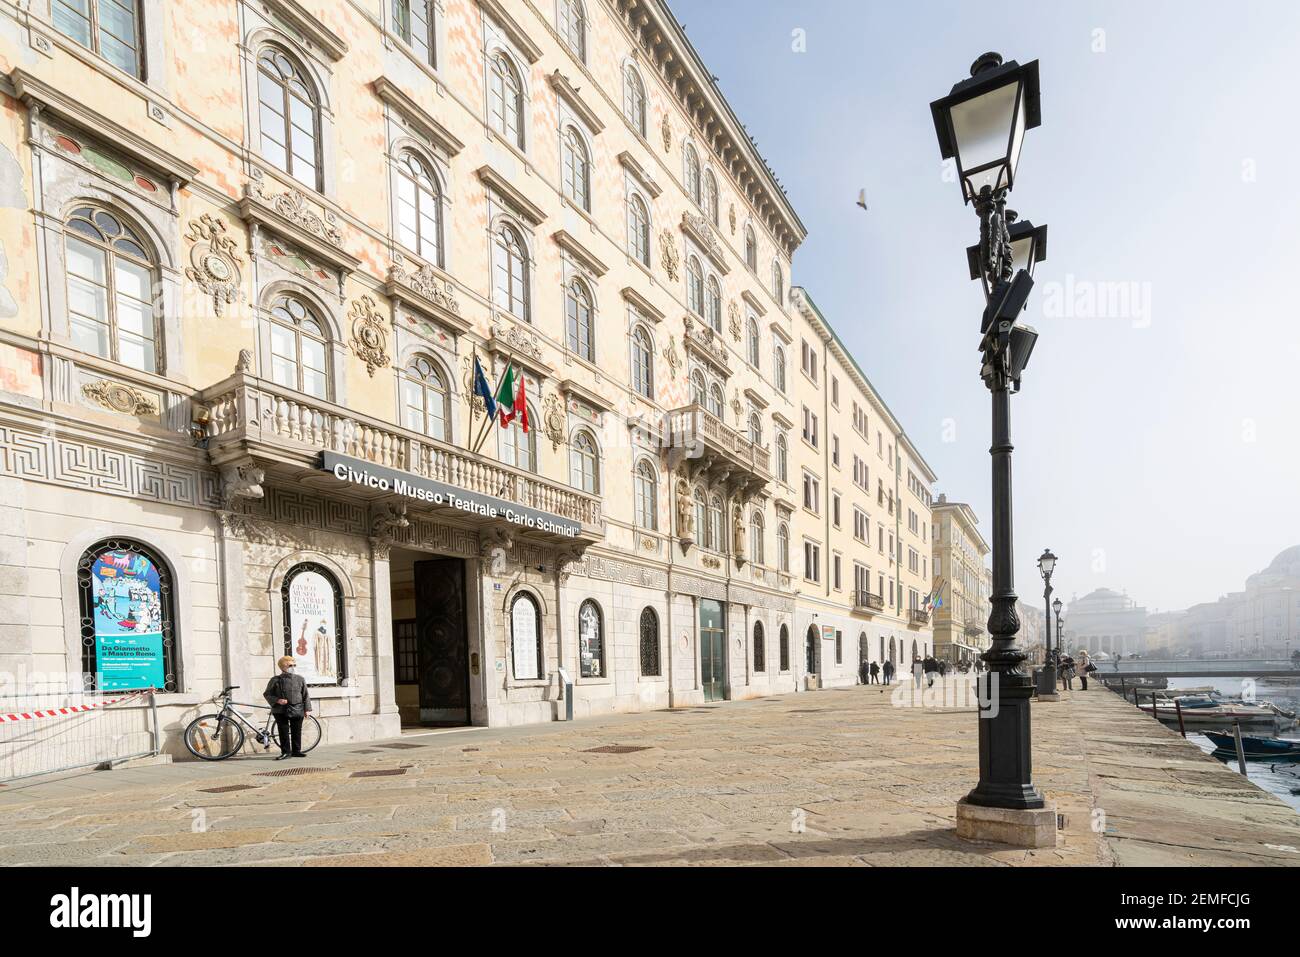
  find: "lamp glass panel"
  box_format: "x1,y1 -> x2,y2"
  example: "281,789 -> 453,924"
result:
949,80 -> 1018,179
1007,90 -> 1028,186
1010,235 -> 1036,277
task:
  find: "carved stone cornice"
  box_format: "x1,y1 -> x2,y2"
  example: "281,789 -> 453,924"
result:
680,211 -> 729,275
477,165 -> 547,226
681,315 -> 731,377
617,151 -> 662,198
218,460 -> 266,510
385,256 -> 469,334
262,0 -> 349,62
548,70 -> 605,134
372,76 -> 465,156
741,289 -> 767,317
477,0 -> 542,62
560,379 -> 616,415
552,229 -> 608,277
217,509 -> 277,542
240,175 -> 361,274
621,286 -> 664,323
11,68 -> 199,186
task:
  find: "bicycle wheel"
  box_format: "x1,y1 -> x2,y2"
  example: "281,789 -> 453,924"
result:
183,713 -> 245,761
270,714 -> 322,753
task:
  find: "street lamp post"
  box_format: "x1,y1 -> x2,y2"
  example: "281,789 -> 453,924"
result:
1053,597 -> 1064,662
1037,549 -> 1059,699
932,52 -> 1056,844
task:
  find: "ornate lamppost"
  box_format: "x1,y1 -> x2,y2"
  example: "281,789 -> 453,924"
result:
931,52 -> 1056,845
1037,548 -> 1059,700
1053,597 -> 1064,658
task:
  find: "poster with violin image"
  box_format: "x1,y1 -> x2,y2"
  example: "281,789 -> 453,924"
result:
286,569 -> 338,685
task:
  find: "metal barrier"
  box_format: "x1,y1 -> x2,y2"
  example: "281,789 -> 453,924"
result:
0,686 -> 160,783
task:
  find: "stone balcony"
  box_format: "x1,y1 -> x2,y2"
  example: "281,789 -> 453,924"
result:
196,372 -> 604,545
662,402 -> 771,500
852,590 -> 885,614
909,609 -> 932,627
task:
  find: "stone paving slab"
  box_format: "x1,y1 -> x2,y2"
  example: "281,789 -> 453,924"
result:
1,680 -> 1298,866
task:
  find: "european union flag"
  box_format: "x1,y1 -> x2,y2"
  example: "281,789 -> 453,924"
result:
472,355 -> 496,420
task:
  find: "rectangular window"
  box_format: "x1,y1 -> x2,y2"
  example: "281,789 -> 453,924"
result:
831,376 -> 839,407
803,541 -> 821,583
801,339 -> 817,382
832,492 -> 841,528
835,629 -> 843,664
832,554 -> 842,591
802,472 -> 820,514
54,0 -> 143,78
801,406 -> 818,447
393,0 -> 435,67
831,434 -> 840,467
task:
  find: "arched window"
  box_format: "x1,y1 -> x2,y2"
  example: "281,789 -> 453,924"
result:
746,317 -> 760,367
748,411 -> 762,446
53,0 -> 144,77
687,256 -> 704,316
396,150 -> 443,265
558,0 -> 586,61
707,383 -> 724,418
745,225 -> 757,271
708,494 -> 723,552
400,354 -> 449,441
750,510 -> 765,565
771,259 -> 784,303
393,0 -> 435,66
753,620 -> 765,673
639,606 -> 660,677
269,294 -> 330,399
627,193 -> 650,265
510,592 -> 542,680
634,459 -> 657,530
694,487 -> 708,548
623,62 -> 646,135
257,46 -> 321,190
779,624 -> 790,671
64,205 -> 159,373
690,369 -> 706,407
777,522 -> 790,573
775,433 -> 788,483
562,126 -> 590,211
282,563 -> 346,685
489,53 -> 524,149
684,144 -> 700,203
578,599 -> 604,677
631,325 -> 654,398
492,223 -> 529,321
78,539 -> 176,691
569,430 -> 599,493
773,343 -> 787,393
499,400 -> 537,472
703,170 -> 719,225
565,277 -> 594,360
706,276 -> 722,332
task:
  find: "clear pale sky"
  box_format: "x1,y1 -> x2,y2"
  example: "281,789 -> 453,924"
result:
671,0 -> 1300,613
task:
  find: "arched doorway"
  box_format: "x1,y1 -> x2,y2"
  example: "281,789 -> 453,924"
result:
805,624 -> 818,675
911,639 -> 919,662
858,631 -> 869,664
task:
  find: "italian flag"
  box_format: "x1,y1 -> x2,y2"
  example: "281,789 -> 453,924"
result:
496,365 -> 530,432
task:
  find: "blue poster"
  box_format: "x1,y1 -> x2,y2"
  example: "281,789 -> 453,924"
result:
90,549 -> 166,690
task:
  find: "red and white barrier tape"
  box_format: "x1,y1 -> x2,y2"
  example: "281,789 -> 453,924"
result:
0,689 -> 153,723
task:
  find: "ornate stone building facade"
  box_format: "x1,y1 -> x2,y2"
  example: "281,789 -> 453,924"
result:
0,0 -> 933,750
930,494 -> 989,663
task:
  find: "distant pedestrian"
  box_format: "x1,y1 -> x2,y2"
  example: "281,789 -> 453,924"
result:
938,660 -> 948,678
883,660 -> 894,685
859,659 -> 869,685
870,661 -> 880,684
912,656 -> 923,688
264,655 -> 312,760
1078,651 -> 1093,690
1060,655 -> 1076,691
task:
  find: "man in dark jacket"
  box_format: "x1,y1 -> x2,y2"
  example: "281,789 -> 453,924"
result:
882,659 -> 894,685
858,659 -> 869,685
264,655 -> 312,760
869,660 -> 880,684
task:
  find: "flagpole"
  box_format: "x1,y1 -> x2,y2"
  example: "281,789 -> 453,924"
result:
467,346 -> 497,454
472,349 -> 517,457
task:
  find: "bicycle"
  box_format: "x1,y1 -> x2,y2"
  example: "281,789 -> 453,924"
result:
182,685 -> 322,760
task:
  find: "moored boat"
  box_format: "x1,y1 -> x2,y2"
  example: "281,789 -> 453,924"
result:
1202,731 -> 1300,760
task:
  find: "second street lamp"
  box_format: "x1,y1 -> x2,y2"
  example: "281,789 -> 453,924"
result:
932,52 -> 1056,846
1038,549 -> 1059,700
1053,597 -> 1064,663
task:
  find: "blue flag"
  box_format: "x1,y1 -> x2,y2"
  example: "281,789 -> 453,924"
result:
472,355 -> 497,420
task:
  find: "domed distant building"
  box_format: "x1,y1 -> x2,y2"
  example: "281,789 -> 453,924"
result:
1064,588 -> 1148,658
1228,546 -> 1300,656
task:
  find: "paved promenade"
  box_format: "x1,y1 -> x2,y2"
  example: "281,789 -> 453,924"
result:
1,679 -> 1297,866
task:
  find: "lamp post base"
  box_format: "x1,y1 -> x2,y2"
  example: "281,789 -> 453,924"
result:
1035,667 -> 1060,700
956,797 -> 1058,848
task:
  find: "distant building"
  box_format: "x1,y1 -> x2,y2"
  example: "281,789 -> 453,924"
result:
930,494 -> 989,663
1065,588 -> 1148,658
